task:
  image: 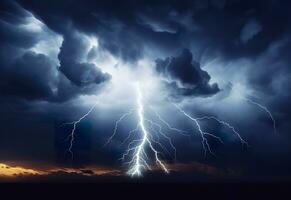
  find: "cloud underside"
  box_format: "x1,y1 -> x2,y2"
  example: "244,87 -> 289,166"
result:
155,49 -> 219,98
0,2 -> 111,102
2,0 -> 291,102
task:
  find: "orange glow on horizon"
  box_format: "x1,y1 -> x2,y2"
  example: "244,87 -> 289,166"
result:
0,162 -> 121,179
0,163 -> 43,177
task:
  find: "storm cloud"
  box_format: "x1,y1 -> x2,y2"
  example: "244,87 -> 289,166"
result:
0,1 -> 111,102
155,49 -> 219,97
58,31 -> 111,87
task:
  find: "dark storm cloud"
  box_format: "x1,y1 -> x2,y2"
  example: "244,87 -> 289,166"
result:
0,1 -> 113,166
246,36 -> 291,129
15,0 -> 187,62
0,2 -> 57,101
155,49 -> 219,97
248,37 -> 291,94
15,0 -> 146,63
0,1 -> 37,48
0,51 -> 56,100
58,32 -> 111,87
0,1 -> 111,102
14,0 -> 291,63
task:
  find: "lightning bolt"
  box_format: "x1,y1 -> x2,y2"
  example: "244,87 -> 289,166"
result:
125,85 -> 169,176
244,97 -> 276,134
61,85 -> 270,177
150,108 -> 190,137
195,116 -> 248,147
103,109 -> 135,147
62,84 -> 174,176
173,103 -> 248,157
62,103 -> 98,160
103,86 -> 250,176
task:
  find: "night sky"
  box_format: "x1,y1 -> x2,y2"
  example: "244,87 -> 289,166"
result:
0,0 -> 291,182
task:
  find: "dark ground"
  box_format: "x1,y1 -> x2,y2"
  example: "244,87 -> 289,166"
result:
0,182 -> 290,199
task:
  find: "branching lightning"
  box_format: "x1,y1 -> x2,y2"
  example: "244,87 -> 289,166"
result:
124,85 -> 169,176
103,84 -> 251,176
173,103 -> 248,156
62,103 -> 98,160
244,97 -> 277,134
61,82 -> 277,177
62,85 -> 252,176
104,109 -> 135,147
195,116 -> 249,147
150,108 -> 190,137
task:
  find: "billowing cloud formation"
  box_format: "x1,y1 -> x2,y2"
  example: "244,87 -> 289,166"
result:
58,32 -> 111,87
0,1 -> 110,102
0,51 -> 57,100
14,0 -> 291,62
156,49 -> 219,97
0,4 -> 59,101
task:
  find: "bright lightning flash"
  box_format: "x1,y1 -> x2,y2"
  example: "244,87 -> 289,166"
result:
127,85 -> 169,176
63,84 -> 253,176
59,35 -> 277,177
61,59 -> 276,177
104,84 -> 251,176
106,85 -> 171,176
61,83 -> 278,177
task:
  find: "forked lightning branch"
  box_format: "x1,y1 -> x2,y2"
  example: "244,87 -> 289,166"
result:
63,83 -> 276,177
